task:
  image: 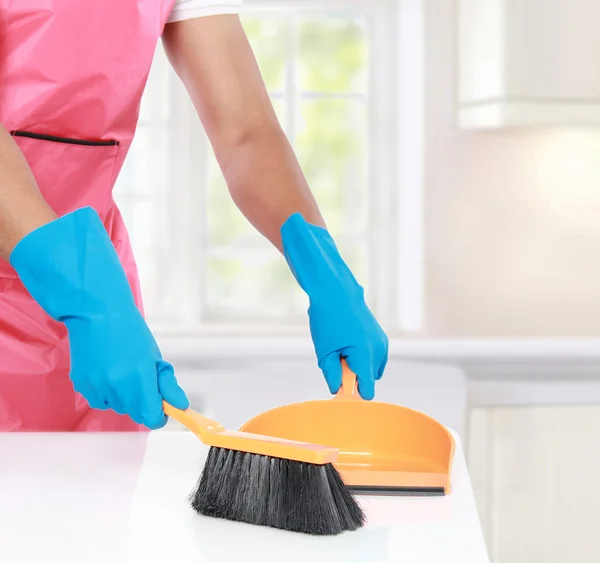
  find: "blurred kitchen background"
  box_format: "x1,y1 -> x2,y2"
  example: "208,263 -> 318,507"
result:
115,0 -> 600,561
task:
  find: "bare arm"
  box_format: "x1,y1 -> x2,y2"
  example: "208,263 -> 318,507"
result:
162,15 -> 325,252
0,125 -> 57,260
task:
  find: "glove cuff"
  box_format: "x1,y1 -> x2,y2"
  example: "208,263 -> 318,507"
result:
281,212 -> 364,303
10,206 -> 136,321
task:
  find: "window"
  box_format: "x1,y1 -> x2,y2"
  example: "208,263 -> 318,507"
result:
114,0 -> 410,334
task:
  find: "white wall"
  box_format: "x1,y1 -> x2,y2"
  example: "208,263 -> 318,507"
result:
423,0 -> 600,337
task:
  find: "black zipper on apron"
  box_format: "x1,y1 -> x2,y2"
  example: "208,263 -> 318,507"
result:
10,130 -> 119,147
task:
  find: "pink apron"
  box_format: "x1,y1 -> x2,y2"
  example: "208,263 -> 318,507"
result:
0,0 -> 176,431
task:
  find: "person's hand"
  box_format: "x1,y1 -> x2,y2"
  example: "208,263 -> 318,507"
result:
10,207 -> 189,428
281,213 -> 388,399
305,291 -> 387,400
67,307 -> 188,429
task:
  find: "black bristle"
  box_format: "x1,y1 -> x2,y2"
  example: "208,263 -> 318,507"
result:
188,447 -> 366,535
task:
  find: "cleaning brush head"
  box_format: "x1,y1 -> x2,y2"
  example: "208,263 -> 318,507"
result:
189,446 -> 365,535
162,401 -> 365,535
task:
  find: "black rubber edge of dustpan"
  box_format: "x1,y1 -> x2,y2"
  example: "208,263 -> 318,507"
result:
349,485 -> 446,496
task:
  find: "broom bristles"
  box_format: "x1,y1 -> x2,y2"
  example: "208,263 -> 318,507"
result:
188,446 -> 365,535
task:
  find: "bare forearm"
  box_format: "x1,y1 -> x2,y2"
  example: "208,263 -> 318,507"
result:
0,125 -> 57,260
217,125 -> 325,252
162,17 -> 326,252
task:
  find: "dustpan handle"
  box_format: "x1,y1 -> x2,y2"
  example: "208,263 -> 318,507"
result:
333,359 -> 361,401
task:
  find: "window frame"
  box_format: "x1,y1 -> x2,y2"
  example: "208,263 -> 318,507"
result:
137,0 -> 423,338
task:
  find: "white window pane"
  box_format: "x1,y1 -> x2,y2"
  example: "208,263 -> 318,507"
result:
114,124 -> 169,197
125,200 -> 162,256
205,253 -> 304,323
296,98 -> 368,238
117,200 -> 166,319
298,16 -> 368,94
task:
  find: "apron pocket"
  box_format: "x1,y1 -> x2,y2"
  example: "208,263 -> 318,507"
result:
0,131 -> 121,278
10,130 -> 119,147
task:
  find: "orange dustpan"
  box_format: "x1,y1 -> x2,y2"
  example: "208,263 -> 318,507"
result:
239,360 -> 455,495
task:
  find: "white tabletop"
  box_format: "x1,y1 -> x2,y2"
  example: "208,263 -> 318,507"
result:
0,430 -> 490,563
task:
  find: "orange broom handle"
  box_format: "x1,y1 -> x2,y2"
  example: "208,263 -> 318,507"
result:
163,401 -> 226,439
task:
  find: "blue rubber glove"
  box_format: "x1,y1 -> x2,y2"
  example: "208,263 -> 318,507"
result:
281,213 -> 388,400
10,207 -> 189,429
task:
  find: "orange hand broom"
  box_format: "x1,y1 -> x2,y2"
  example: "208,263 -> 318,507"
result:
163,402 -> 365,535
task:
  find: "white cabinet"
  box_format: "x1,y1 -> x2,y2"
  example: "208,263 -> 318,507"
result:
458,0 -> 600,128
468,406 -> 600,562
